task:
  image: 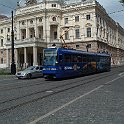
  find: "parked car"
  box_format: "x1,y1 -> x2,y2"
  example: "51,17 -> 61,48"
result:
16,66 -> 43,79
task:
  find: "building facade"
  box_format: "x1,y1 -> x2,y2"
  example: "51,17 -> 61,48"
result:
0,0 -> 124,69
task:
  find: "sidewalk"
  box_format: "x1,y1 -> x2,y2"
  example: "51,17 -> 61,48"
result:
0,74 -> 15,79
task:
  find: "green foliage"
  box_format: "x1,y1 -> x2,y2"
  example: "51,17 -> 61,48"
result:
0,68 -> 11,75
120,0 -> 124,3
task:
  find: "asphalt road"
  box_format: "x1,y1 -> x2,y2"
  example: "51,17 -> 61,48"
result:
0,66 -> 124,124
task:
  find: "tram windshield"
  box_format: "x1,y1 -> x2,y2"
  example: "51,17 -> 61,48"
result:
43,49 -> 58,66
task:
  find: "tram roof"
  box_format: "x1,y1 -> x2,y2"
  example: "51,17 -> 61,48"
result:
44,47 -> 110,57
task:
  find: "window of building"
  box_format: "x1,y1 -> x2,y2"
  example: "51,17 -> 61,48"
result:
100,17 -> 102,24
86,15 -> 90,20
22,36 -> 25,39
65,18 -> 68,24
1,29 -> 3,34
22,21 -> 25,25
1,39 -> 3,46
39,34 -> 41,38
75,29 -> 80,39
52,4 -> 56,7
65,31 -> 69,40
54,32 -> 57,39
97,27 -> 99,36
75,16 -> 79,22
52,17 -> 56,21
30,35 -> 33,38
76,44 -> 80,49
1,58 -> 3,64
8,28 -> 10,32
39,18 -> 42,22
1,51 -> 3,54
64,54 -> 71,62
30,20 -> 33,24
87,27 -> 91,37
7,34 -> 10,41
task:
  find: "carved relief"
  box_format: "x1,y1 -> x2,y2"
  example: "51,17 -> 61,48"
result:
85,23 -> 92,27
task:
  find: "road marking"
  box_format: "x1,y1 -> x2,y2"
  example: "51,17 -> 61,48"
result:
46,90 -> 54,93
105,74 -> 124,85
28,85 -> 104,124
28,75 -> 124,124
118,72 -> 124,76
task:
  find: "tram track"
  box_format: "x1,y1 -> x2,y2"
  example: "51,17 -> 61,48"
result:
0,70 -> 115,92
0,71 -> 118,114
0,67 -> 120,92
0,79 -> 48,92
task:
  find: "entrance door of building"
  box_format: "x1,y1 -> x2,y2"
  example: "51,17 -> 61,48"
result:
28,54 -> 33,66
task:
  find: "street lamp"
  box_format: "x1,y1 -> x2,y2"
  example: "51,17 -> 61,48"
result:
11,11 -> 16,75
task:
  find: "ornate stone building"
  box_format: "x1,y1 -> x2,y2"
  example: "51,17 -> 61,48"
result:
0,0 -> 124,68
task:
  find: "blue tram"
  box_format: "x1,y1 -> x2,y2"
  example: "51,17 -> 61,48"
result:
42,48 -> 111,79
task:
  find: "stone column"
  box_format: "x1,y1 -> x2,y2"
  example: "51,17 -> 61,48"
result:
26,20 -> 29,39
33,46 -> 37,66
24,47 -> 27,68
47,24 -> 50,43
16,21 -> 20,40
43,16 -> 50,43
35,18 -> 38,38
15,48 -> 18,67
6,49 -> 10,68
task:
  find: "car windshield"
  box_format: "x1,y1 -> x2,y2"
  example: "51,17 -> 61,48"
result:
24,66 -> 35,71
43,49 -> 57,66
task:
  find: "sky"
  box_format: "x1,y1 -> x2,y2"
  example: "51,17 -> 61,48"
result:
0,0 -> 124,28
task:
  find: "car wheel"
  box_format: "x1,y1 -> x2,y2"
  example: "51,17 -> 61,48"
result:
27,73 -> 32,79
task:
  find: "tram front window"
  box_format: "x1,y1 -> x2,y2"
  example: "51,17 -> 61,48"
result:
44,50 -> 58,66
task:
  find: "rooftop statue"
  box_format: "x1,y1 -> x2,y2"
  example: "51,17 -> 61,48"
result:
25,0 -> 37,6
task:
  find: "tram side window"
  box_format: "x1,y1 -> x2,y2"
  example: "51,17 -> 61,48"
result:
77,54 -> 82,62
85,55 -> 95,62
91,56 -> 96,62
104,56 -> 110,63
97,56 -> 100,62
72,54 -> 78,62
82,55 -> 87,62
87,55 -> 91,62
99,56 -> 106,63
64,54 -> 71,62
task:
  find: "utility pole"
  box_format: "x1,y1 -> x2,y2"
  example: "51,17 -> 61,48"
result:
11,11 -> 16,74
45,0 -> 47,44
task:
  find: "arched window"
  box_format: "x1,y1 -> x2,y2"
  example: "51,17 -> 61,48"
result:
52,17 -> 56,21
39,18 -> 42,22
30,20 -> 33,24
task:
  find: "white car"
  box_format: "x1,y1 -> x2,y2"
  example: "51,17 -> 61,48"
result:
16,66 -> 43,79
